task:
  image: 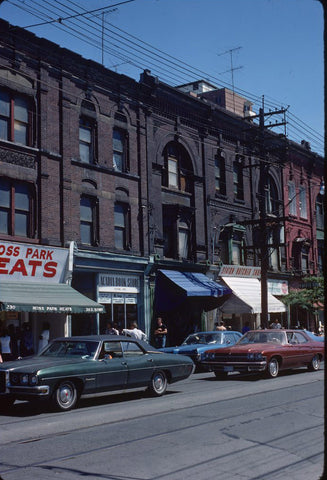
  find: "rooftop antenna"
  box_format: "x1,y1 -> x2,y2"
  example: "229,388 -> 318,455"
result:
217,46 -> 243,112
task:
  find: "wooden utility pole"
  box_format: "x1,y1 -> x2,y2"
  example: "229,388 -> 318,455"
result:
254,100 -> 287,328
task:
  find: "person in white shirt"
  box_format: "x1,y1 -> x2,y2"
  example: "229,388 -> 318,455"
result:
122,322 -> 147,342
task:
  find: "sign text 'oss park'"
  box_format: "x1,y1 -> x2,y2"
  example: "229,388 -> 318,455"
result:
0,241 -> 69,283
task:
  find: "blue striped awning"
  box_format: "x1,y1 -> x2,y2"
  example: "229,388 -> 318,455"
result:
155,270 -> 231,312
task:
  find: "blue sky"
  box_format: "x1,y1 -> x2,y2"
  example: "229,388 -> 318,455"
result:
0,0 -> 324,155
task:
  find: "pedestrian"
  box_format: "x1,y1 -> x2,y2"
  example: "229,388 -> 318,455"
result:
21,323 -> 34,357
242,321 -> 251,335
122,322 -> 147,341
0,328 -> 12,361
216,321 -> 227,331
38,321 -> 50,353
105,321 -> 119,335
270,319 -> 282,329
154,317 -> 168,348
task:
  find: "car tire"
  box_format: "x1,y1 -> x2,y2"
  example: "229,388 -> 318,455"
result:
214,371 -> 228,380
266,358 -> 279,378
52,380 -> 79,411
148,371 -> 167,397
308,354 -> 321,371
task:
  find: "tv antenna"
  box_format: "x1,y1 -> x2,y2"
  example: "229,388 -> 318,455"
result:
217,46 -> 243,112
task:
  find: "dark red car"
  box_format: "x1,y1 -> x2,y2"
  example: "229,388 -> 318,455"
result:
201,329 -> 324,379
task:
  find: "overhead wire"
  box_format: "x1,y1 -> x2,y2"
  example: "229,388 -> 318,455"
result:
3,0 -> 324,155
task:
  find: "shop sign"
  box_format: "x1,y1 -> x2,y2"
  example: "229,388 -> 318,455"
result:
268,280 -> 289,296
219,265 -> 261,277
0,241 -> 68,283
98,273 -> 140,293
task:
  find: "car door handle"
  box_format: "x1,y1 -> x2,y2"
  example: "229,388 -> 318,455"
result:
121,361 -> 127,366
147,358 -> 154,362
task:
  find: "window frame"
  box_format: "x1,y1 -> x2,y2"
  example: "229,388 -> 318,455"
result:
0,90 -> 32,146
114,202 -> 130,251
113,127 -> 129,173
214,152 -> 226,196
0,178 -> 35,238
233,158 -> 244,201
80,195 -> 99,246
79,116 -> 97,164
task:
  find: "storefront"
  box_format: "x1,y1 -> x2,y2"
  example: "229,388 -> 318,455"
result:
0,240 -> 104,356
72,247 -> 150,337
153,269 -> 232,346
217,265 -> 287,331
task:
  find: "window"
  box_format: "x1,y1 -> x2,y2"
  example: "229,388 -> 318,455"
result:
219,225 -> 245,265
80,196 -> 98,245
178,220 -> 190,260
113,128 -> 128,172
0,178 -> 34,237
233,159 -> 244,200
163,206 -> 193,260
288,182 -> 297,216
267,229 -> 280,270
299,186 -> 307,219
162,142 -> 193,193
265,176 -> 279,215
79,117 -> 96,163
0,90 -> 31,146
316,194 -> 324,230
114,202 -> 130,250
214,152 -> 226,195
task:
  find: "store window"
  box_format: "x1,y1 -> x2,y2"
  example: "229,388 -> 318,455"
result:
0,90 -> 32,146
114,202 -> 130,250
0,178 -> 34,237
80,195 -> 98,246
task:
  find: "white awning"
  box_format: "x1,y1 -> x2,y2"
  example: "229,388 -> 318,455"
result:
219,277 -> 286,314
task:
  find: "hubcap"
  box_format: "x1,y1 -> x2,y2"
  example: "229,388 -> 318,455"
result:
154,375 -> 163,391
59,385 -> 73,405
269,361 -> 278,376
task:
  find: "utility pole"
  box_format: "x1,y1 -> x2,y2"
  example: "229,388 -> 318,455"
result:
252,98 -> 287,328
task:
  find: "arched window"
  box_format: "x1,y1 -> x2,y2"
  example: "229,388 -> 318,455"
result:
265,176 -> 279,215
162,142 -> 193,193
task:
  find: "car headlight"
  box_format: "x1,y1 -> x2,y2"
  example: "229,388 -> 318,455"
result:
20,374 -> 29,385
248,353 -> 254,360
254,353 -> 263,361
29,375 -> 38,385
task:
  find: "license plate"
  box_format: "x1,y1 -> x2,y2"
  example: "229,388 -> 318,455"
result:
224,366 -> 234,372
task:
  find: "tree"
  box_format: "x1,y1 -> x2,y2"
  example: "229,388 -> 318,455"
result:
282,276 -> 324,315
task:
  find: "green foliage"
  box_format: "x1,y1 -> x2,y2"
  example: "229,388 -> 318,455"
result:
282,276 -> 324,313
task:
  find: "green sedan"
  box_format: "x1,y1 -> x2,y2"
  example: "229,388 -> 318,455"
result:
0,335 -> 195,411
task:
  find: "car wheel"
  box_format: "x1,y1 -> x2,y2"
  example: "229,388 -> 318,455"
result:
214,371 -> 228,379
266,358 -> 279,378
148,371 -> 167,396
308,354 -> 321,371
52,380 -> 79,411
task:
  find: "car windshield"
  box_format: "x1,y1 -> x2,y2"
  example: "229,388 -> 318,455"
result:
238,331 -> 287,345
183,333 -> 222,345
41,340 -> 99,359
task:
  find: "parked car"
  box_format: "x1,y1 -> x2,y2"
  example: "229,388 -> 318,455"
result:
0,335 -> 194,411
201,329 -> 325,379
160,330 -> 242,371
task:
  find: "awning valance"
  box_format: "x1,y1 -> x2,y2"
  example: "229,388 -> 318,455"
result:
155,270 -> 232,312
219,277 -> 286,314
0,282 -> 104,314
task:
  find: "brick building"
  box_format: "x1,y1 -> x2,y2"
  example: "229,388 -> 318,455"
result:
0,20 -> 323,350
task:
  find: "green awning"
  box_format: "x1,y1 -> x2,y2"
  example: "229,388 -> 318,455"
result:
0,282 -> 104,314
